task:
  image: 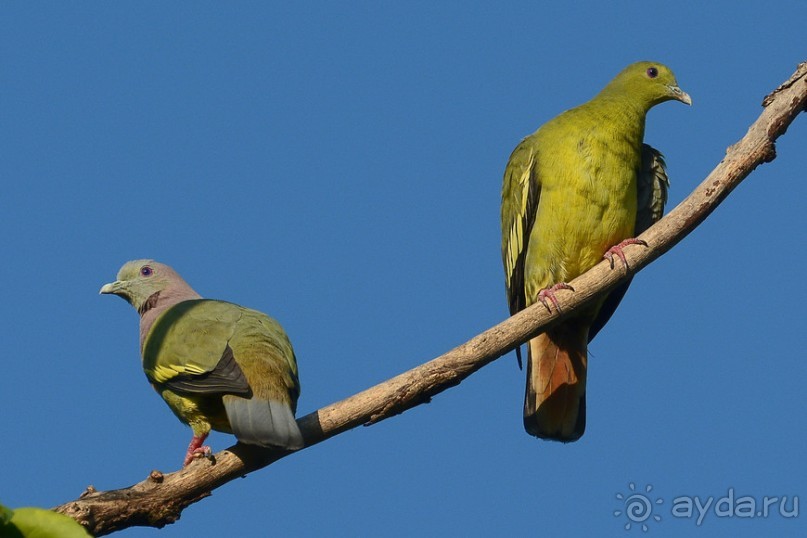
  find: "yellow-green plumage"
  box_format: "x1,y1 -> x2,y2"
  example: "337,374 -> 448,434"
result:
145,299 -> 300,437
501,62 -> 690,441
101,260 -> 303,465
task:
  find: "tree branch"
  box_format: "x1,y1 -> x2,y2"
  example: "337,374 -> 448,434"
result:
56,62 -> 807,536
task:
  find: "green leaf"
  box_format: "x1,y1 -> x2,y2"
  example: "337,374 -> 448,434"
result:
0,505 -> 90,538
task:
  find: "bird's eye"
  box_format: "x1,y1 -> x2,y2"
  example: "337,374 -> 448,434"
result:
646,67 -> 659,79
140,266 -> 154,277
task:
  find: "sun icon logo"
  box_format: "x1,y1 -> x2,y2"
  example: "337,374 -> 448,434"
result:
614,482 -> 663,531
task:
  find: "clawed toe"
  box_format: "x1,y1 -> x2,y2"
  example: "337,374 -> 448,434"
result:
183,445 -> 213,466
603,238 -> 648,269
537,282 -> 575,313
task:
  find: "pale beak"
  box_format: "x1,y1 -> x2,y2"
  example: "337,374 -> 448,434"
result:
100,281 -> 123,295
668,85 -> 692,105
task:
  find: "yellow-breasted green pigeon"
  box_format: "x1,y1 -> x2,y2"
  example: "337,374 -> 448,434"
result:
501,61 -> 690,441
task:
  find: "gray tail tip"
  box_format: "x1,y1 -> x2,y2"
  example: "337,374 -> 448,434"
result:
225,397 -> 305,450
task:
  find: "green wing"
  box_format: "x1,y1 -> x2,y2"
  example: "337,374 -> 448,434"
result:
142,299 -> 299,402
501,135 -> 541,318
589,144 -> 669,340
501,136 -> 542,368
635,144 -> 669,234
143,300 -> 246,392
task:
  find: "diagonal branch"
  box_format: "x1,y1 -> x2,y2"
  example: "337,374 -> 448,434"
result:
56,62 -> 807,536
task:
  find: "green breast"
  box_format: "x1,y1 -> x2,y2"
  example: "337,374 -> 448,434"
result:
525,105 -> 643,293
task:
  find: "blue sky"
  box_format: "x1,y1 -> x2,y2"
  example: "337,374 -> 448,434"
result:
2,2 -> 805,537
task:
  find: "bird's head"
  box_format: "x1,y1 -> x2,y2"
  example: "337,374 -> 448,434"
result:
601,61 -> 691,110
100,259 -> 198,315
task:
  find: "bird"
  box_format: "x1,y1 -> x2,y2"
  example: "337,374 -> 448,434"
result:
100,259 -> 303,466
500,61 -> 690,441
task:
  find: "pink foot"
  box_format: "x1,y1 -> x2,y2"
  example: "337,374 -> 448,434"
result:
603,238 -> 648,269
537,282 -> 575,313
183,433 -> 211,467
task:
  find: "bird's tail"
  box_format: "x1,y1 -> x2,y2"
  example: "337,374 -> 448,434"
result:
223,395 -> 304,450
523,322 -> 588,441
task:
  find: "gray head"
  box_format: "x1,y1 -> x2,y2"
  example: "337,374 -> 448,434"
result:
100,259 -> 201,316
